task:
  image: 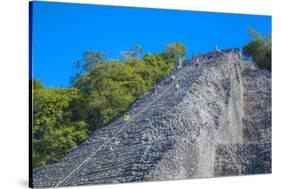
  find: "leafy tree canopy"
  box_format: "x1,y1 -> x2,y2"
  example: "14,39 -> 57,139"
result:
243,28 -> 271,71
74,50 -> 106,72
162,42 -> 186,62
32,88 -> 88,168
121,45 -> 144,62
32,79 -> 44,90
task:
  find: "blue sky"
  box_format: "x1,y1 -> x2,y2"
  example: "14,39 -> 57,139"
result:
31,1 -> 271,87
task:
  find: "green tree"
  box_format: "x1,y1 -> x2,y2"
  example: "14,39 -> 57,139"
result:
142,53 -> 174,85
32,79 -> 44,90
32,88 -> 88,168
73,61 -> 148,131
162,42 -> 186,63
243,28 -> 271,71
121,45 -> 144,62
74,50 -> 106,71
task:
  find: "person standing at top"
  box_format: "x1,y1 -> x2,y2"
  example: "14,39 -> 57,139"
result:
215,45 -> 221,52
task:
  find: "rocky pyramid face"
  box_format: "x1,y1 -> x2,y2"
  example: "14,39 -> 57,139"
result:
32,49 -> 271,188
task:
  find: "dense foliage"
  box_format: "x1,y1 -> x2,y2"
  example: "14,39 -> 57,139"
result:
32,42 -> 186,168
243,28 -> 272,71
72,43 -> 186,131
32,86 -> 88,168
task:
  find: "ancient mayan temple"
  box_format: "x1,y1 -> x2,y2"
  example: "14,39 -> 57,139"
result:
32,48 -> 271,188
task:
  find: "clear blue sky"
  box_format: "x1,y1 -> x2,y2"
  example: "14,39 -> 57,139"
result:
31,1 -> 271,87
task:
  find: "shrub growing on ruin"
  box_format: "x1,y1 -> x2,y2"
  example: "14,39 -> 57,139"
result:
243,28 -> 271,71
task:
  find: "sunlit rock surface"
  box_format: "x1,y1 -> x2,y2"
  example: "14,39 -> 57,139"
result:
32,49 -> 271,188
